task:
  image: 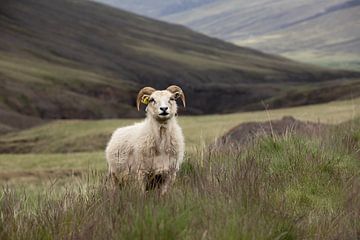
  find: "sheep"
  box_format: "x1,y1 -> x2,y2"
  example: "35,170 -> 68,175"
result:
105,85 -> 186,194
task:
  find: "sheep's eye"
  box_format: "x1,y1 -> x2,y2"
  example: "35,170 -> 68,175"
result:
170,97 -> 175,101
149,98 -> 155,103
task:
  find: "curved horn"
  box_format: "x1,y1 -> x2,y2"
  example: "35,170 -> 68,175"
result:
136,87 -> 156,111
167,85 -> 186,107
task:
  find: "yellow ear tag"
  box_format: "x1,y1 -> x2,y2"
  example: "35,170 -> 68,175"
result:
141,96 -> 150,105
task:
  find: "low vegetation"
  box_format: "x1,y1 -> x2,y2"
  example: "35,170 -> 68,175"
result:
0,99 -> 359,239
0,117 -> 359,239
0,98 -> 359,154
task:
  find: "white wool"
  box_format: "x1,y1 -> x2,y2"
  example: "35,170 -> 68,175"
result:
105,88 -> 185,194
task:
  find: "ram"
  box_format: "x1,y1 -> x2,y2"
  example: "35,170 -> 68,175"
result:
105,85 -> 186,194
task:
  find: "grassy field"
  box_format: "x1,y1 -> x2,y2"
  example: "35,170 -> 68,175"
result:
0,97 -> 359,155
0,98 -> 359,178
0,99 -> 359,239
0,97 -> 358,180
0,117 -> 359,239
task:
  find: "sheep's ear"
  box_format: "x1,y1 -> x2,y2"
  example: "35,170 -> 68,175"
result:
141,95 -> 150,105
137,87 -> 156,111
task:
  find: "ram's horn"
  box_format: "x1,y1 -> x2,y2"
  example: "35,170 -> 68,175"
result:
136,87 -> 156,111
167,85 -> 186,107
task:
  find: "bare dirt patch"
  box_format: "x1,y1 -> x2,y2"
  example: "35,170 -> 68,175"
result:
216,116 -> 329,147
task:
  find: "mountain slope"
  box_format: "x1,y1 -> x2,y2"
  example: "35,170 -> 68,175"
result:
0,0 -> 359,132
96,0 -> 360,69
92,0 -> 218,17
163,0 -> 360,69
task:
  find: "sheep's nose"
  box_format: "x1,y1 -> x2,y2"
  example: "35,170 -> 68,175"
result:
160,107 -> 168,112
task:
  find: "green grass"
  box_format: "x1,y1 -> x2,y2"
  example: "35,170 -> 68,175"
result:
0,118 -> 359,239
1,97 -> 359,154
0,53 -> 130,87
0,101 -> 359,239
0,97 -> 358,187
0,152 -> 104,172
0,152 -> 104,186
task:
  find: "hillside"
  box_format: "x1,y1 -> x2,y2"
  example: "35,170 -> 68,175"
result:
97,0 -> 360,69
164,0 -> 360,69
95,0 -> 218,17
0,0 -> 359,132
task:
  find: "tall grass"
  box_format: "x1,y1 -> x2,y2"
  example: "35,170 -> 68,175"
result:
0,119 -> 359,239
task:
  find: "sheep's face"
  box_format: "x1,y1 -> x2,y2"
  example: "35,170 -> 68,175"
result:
137,86 -> 186,122
146,90 -> 178,121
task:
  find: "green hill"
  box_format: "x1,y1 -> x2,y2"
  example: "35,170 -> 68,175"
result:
163,0 -> 360,69
100,0 -> 360,69
0,0 -> 359,132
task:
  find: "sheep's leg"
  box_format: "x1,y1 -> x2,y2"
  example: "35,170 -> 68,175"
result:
137,170 -> 148,193
107,171 -> 120,189
159,170 -> 177,196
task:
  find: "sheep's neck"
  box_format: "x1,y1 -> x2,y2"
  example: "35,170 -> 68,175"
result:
158,122 -> 172,138
148,117 -> 174,139
158,125 -> 165,135
144,117 -> 175,156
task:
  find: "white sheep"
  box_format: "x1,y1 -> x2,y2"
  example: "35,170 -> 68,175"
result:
105,85 -> 186,194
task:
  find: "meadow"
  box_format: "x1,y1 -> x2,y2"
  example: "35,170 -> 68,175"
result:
0,98 -> 359,239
